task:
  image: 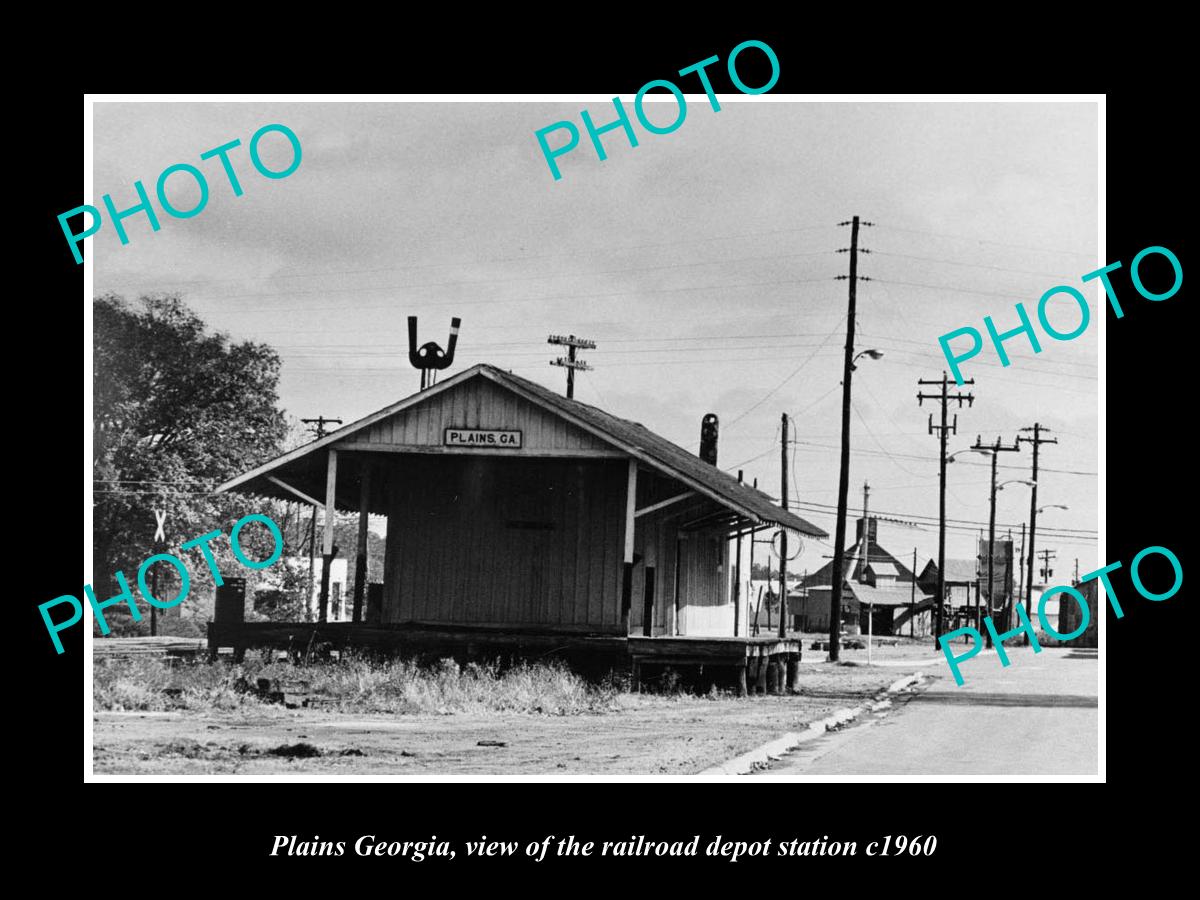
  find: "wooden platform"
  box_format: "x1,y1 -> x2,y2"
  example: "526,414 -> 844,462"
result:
205,622 -> 802,694
627,635 -> 799,664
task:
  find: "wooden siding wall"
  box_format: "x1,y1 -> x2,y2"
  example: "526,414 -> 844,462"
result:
347,378 -> 615,454
629,496 -> 733,637
383,455 -> 626,631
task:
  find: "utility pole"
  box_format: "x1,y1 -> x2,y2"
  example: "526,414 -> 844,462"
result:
918,372 -> 975,649
1074,558 -> 1080,584
1017,521 -> 1026,627
548,334 -> 595,399
910,547 -> 917,638
301,416 -> 342,620
779,413 -> 789,640
1017,423 -> 1057,645
971,435 -> 1022,647
829,215 -> 872,662
749,477 -> 758,635
734,470 -> 744,637
1039,548 -> 1057,582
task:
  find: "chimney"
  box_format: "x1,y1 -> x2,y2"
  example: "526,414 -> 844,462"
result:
854,516 -> 878,545
699,413 -> 719,465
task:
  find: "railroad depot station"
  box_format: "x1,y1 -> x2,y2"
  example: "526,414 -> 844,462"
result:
214,364 -> 827,692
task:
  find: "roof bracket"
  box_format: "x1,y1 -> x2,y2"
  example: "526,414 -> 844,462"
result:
635,491 -> 695,518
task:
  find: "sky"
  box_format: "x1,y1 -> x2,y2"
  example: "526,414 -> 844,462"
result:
92,98 -> 1100,583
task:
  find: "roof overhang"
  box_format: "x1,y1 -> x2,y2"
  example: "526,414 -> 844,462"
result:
215,364 -> 828,537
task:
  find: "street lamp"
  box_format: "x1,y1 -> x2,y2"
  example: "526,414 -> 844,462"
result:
998,479 -> 1037,491
946,448 -> 987,464
1038,503 -> 1068,514
850,349 -> 884,371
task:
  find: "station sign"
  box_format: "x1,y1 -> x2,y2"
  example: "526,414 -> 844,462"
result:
444,428 -> 523,448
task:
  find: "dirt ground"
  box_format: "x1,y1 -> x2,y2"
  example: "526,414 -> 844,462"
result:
92,664 -> 919,776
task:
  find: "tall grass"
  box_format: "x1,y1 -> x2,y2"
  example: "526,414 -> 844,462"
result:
93,654 -> 623,716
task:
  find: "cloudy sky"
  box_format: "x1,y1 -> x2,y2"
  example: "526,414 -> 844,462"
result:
92,98 -> 1099,580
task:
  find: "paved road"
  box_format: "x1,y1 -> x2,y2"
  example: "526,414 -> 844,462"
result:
754,646 -> 1098,777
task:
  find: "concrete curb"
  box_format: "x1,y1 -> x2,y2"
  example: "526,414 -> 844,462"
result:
697,672 -> 925,777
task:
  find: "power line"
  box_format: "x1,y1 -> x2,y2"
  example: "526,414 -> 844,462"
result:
871,277 -> 1044,303
868,343 -> 1098,382
871,224 -> 1094,259
278,340 -> 845,358
98,223 -> 840,290
786,498 -> 1096,535
852,400 -> 926,478
168,276 -> 841,316
871,250 -> 1075,280
724,315 -> 846,429
129,252 -> 838,304
858,329 -> 1098,372
784,439 -> 1096,476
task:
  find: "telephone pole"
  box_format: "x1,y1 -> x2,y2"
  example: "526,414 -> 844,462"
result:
1017,520 -> 1026,625
910,547 -> 917,638
779,413 -> 789,639
748,477 -> 758,635
301,416 -> 342,620
828,215 -> 872,662
734,470 -> 744,637
1039,548 -> 1058,582
548,334 -> 595,399
1017,423 -> 1057,644
918,373 -> 974,649
971,435 -> 1022,647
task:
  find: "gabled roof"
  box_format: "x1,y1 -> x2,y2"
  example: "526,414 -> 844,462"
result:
217,364 -> 826,537
805,581 -> 933,608
801,520 -> 917,588
865,561 -> 899,578
936,559 -> 978,583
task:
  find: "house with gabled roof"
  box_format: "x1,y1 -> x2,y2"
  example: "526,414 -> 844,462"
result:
795,516 -> 933,636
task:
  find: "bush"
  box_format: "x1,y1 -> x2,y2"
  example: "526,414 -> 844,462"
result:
92,653 -> 623,716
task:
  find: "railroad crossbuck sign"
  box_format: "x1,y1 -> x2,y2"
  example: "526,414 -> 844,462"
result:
444,428 -> 522,448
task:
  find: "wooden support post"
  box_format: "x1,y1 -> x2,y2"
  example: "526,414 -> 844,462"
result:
736,663 -> 748,697
734,471 -> 744,636
641,566 -> 656,637
787,652 -> 801,693
767,658 -> 782,695
621,459 -> 637,634
753,653 -> 768,695
319,449 -> 337,622
632,660 -> 641,693
672,536 -> 682,636
353,463 -> 371,623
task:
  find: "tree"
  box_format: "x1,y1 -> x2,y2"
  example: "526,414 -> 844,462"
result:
92,294 -> 291,633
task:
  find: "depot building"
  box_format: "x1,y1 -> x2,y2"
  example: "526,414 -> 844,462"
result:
214,364 -> 825,682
